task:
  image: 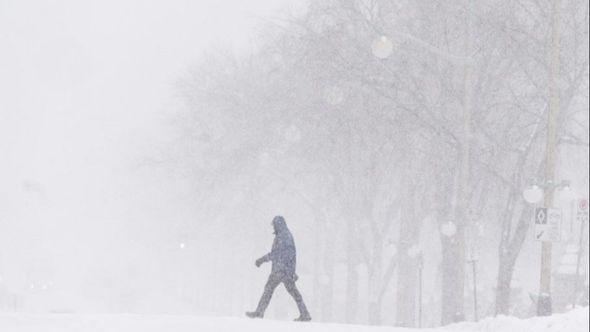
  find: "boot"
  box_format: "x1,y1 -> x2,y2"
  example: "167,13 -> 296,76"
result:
245,311 -> 263,319
294,314 -> 311,322
246,311 -> 264,318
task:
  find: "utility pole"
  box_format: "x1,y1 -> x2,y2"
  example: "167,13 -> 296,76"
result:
538,0 -> 561,317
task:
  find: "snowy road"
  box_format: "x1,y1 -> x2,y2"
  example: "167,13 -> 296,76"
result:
0,307 -> 587,332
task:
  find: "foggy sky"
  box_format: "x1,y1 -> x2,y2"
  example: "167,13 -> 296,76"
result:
0,0 -> 303,308
1,0 -> 587,322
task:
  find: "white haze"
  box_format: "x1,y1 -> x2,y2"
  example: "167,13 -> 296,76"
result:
0,0 -> 588,329
0,0 -> 304,315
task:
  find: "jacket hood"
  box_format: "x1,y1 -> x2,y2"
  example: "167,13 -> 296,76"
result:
272,216 -> 288,234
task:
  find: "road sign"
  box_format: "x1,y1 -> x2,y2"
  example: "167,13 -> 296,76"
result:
578,199 -> 589,212
577,198 -> 589,224
534,207 -> 561,242
535,208 -> 548,224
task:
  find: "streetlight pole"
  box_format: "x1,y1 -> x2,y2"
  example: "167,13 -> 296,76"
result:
537,0 -> 561,317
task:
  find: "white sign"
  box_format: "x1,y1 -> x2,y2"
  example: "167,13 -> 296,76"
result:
534,207 -> 562,242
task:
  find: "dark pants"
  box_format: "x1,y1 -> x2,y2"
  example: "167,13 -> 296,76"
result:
255,272 -> 309,316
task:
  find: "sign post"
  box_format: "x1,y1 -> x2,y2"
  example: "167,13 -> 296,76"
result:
572,198 -> 589,307
576,199 -> 589,224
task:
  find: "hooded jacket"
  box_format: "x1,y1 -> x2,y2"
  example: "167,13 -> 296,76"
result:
261,216 -> 297,277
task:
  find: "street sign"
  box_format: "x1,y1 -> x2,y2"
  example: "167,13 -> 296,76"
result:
534,207 -> 561,242
579,199 -> 589,212
577,198 -> 589,224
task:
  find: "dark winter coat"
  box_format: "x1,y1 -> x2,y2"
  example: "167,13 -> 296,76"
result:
260,216 -> 297,278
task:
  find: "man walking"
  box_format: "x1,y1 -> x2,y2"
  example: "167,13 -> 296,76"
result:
246,216 -> 311,321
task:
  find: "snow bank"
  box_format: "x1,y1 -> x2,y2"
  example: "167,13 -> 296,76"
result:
443,307 -> 589,332
0,307 -> 587,332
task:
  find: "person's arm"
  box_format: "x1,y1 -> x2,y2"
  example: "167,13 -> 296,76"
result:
255,237 -> 280,267
255,254 -> 270,267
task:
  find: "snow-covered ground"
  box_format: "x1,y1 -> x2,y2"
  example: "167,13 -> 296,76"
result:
0,307 -> 587,332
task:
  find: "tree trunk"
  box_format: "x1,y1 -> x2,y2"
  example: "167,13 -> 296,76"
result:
495,202 -> 533,315
368,300 -> 381,325
396,183 -> 421,327
396,247 -> 419,326
312,216 -> 322,321
495,255 -> 517,315
440,0 -> 473,324
346,218 -> 359,324
346,260 -> 359,323
368,236 -> 383,325
321,220 -> 335,322
321,258 -> 334,321
440,227 -> 466,325
437,161 -> 465,325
